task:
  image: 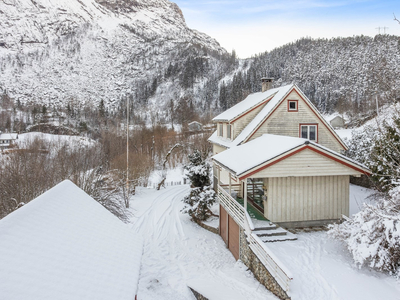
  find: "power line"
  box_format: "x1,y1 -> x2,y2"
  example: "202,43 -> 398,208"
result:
376,27 -> 389,34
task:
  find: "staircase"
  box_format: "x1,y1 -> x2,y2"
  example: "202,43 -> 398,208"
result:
253,222 -> 297,243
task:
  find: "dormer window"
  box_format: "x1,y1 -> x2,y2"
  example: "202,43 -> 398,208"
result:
300,124 -> 318,142
227,124 -> 232,139
219,123 -> 223,137
288,100 -> 298,112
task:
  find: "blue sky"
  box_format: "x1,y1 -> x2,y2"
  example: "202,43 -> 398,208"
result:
173,0 -> 400,58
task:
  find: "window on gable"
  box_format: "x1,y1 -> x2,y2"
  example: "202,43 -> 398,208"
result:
288,100 -> 298,112
300,124 -> 317,141
219,124 -> 223,137
227,124 -> 232,139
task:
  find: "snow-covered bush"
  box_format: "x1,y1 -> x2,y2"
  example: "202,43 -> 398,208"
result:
182,150 -> 216,221
329,188 -> 400,275
331,110 -> 400,275
347,116 -> 400,191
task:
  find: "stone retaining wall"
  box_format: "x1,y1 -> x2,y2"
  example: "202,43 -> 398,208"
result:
189,287 -> 209,300
239,229 -> 291,300
193,217 -> 219,234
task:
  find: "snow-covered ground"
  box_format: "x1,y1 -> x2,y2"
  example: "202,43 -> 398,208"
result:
129,183 -> 400,300
147,167 -> 186,188
130,185 -> 277,300
268,231 -> 400,300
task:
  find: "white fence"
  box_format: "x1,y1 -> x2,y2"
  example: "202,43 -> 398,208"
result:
217,185 -> 293,293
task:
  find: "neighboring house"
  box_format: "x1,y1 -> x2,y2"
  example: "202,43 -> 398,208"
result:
0,132 -> 18,150
325,114 -> 346,129
188,121 -> 203,132
0,180 -> 143,300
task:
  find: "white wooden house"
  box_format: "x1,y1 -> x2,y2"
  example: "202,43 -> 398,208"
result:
208,81 -> 370,296
209,79 -> 369,255
0,132 -> 18,150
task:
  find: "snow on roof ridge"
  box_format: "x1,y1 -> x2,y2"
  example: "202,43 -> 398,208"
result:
231,84 -> 294,146
213,134 -> 305,175
212,85 -> 287,122
0,180 -> 143,300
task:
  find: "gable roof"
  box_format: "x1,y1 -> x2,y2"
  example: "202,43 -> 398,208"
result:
0,132 -> 18,140
212,85 -> 288,122
212,134 -> 370,179
0,180 -> 143,300
209,84 -> 348,150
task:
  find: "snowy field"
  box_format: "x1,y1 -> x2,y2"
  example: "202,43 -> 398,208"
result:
16,132 -> 95,148
129,184 -> 400,300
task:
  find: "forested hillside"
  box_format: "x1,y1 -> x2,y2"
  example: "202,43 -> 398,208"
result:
221,35 -> 400,118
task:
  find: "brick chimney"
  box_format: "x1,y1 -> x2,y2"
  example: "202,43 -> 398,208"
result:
261,77 -> 274,92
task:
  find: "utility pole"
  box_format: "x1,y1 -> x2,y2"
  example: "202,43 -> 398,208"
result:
126,97 -> 129,208
376,27 -> 389,34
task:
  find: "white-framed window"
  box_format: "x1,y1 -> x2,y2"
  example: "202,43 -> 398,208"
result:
227,124 -> 232,139
219,123 -> 223,137
288,100 -> 298,112
300,124 -> 317,141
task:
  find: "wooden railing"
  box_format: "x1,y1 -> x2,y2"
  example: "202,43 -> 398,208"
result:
218,186 -> 245,227
217,185 -> 293,293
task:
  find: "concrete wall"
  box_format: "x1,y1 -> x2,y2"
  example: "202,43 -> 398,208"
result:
249,90 -> 344,153
266,175 -> 350,223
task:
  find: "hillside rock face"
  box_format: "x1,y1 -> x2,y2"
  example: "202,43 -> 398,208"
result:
0,0 -> 229,117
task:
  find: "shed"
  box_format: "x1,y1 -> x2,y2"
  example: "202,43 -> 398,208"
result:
0,180 -> 143,300
326,115 -> 345,129
188,121 -> 203,132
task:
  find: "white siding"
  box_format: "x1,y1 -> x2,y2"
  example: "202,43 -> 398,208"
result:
249,90 -> 345,152
213,144 -> 227,155
250,148 -> 363,178
232,102 -> 268,139
266,175 -> 349,222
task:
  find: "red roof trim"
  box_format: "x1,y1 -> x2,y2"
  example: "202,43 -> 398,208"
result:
295,88 -> 348,150
238,145 -> 370,180
244,87 -> 347,150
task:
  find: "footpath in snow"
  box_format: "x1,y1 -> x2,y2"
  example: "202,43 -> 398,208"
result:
129,185 -> 277,300
129,184 -> 400,300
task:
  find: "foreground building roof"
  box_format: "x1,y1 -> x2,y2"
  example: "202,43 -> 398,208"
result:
0,180 -> 142,300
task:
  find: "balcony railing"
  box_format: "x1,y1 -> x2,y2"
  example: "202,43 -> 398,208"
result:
217,185 -> 293,293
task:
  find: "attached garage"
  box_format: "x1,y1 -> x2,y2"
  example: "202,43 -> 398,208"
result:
228,215 -> 240,260
219,205 -> 240,260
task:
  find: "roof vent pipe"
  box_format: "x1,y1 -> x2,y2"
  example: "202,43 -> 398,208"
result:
261,77 -> 274,92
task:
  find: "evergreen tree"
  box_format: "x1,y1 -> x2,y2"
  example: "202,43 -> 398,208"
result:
182,150 -> 216,221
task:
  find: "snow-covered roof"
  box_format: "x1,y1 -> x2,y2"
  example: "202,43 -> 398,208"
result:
209,84 -> 294,148
212,86 -> 285,122
0,132 -> 18,140
324,114 -> 346,122
209,84 -> 347,151
0,180 -> 143,300
212,134 -> 369,177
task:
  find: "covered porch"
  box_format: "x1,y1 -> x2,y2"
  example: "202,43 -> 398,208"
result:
212,134 -> 371,227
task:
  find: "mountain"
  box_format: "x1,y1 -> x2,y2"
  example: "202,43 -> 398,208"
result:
0,0 -> 233,122
1,0 -> 399,128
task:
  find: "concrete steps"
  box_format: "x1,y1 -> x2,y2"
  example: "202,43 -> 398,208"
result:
252,221 -> 297,243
